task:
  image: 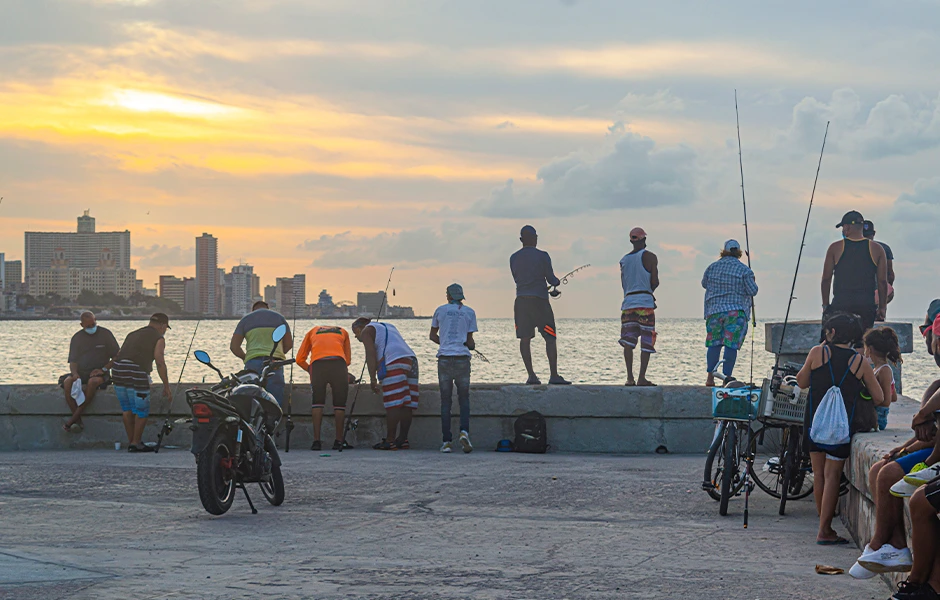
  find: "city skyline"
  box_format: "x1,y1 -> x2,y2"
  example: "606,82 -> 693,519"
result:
3,2 -> 940,319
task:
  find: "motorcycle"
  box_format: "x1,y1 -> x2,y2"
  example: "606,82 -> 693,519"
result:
184,324 -> 293,515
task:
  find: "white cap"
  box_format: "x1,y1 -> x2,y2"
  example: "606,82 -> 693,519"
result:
724,239 -> 741,252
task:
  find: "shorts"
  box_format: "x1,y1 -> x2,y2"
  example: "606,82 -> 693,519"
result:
309,358 -> 349,409
806,438 -> 851,461
620,308 -> 656,353
705,310 -> 749,350
896,448 -> 933,473
876,406 -> 890,431
115,385 -> 151,419
381,357 -> 419,410
926,478 -> 940,513
514,296 -> 556,340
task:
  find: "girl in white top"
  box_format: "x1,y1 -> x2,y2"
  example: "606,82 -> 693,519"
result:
864,327 -> 901,431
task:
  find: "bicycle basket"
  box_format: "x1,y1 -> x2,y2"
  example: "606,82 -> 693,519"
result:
758,378 -> 809,424
712,387 -> 760,421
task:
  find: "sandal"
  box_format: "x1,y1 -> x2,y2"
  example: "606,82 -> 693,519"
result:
816,536 -> 850,546
395,439 -> 410,450
373,439 -> 393,451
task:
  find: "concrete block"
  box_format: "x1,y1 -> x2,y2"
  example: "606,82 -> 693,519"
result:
765,321 -> 913,354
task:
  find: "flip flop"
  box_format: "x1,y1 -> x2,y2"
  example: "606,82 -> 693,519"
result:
816,536 -> 850,546
525,376 -> 542,385
637,380 -> 657,387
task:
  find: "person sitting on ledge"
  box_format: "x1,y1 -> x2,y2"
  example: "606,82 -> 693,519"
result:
850,379 -> 940,578
62,311 -> 119,433
889,451 -> 940,600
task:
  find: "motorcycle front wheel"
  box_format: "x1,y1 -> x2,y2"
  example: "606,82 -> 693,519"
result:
260,436 -> 285,506
196,430 -> 236,515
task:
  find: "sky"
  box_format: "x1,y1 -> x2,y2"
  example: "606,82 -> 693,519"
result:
2,0 -> 940,319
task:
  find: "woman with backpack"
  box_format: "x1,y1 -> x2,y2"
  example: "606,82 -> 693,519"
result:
796,313 -> 882,545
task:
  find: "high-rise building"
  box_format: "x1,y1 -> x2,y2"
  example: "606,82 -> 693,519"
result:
264,285 -> 276,308
4,259 -> 22,292
274,274 -> 305,317
28,246 -> 137,299
0,253 -> 5,290
357,291 -> 387,317
159,275 -> 186,309
251,273 -> 260,302
223,264 -> 255,317
318,289 -> 335,316
195,233 -> 219,315
184,277 -> 198,313
25,211 -> 131,272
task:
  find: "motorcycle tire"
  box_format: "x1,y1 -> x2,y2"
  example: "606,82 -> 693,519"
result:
259,435 -> 285,506
196,429 -> 236,515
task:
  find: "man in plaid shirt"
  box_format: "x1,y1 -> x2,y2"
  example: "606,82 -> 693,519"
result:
701,239 -> 759,386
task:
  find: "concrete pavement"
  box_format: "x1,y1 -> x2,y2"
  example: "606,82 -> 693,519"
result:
0,450 -> 891,599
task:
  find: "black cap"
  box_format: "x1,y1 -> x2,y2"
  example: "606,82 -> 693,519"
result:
863,220 -> 875,238
836,210 -> 864,228
150,312 -> 171,329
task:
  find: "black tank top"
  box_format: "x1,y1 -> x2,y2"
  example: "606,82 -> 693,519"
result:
832,239 -> 876,305
805,344 -> 876,435
115,326 -> 163,373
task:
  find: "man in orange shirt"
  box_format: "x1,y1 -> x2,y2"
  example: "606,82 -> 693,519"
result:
296,325 -> 355,451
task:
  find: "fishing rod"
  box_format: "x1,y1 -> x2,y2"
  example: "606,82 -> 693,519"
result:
775,121 -> 830,372
284,294 -> 298,453
734,90 -> 757,389
155,319 -> 200,453
734,90 -> 756,529
340,267 -> 395,452
472,349 -> 490,363
548,264 -> 591,297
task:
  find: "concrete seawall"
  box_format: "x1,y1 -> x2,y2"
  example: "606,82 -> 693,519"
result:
0,383 -> 715,453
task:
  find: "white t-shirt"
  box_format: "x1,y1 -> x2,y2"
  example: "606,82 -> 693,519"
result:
366,322 -> 414,365
431,303 -> 478,358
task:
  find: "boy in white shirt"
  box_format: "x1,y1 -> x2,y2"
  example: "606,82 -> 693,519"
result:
430,283 -> 478,453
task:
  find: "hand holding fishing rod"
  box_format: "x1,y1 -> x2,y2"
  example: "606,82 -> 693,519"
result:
155,320 -> 200,453
548,264 -> 591,298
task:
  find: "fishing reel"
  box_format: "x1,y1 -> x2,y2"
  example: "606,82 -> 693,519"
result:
548,286 -> 561,298
349,418 -> 359,431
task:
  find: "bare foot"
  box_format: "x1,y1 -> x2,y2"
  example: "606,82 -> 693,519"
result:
637,379 -> 657,387
625,379 -> 636,387
705,374 -> 715,387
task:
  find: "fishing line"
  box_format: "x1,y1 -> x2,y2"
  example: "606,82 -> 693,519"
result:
734,90 -> 757,386
284,293 -> 298,453
340,267 -> 395,451
155,319 -> 200,453
775,121 -> 830,372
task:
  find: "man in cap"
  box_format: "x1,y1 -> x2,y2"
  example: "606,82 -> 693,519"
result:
863,220 -> 895,309
430,283 -> 478,453
509,225 -> 570,385
701,240 -> 758,386
110,313 -> 172,452
620,227 -> 659,386
230,300 -> 292,407
62,311 -> 120,432
822,210 -> 888,332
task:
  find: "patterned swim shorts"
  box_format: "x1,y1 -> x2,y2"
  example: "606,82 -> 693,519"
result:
705,310 -> 749,350
619,308 -> 656,353
381,357 -> 420,410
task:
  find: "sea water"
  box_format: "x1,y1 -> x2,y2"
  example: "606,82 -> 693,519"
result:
1,318 -> 935,397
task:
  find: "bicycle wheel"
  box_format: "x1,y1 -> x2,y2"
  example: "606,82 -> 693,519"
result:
779,426 -> 800,516
719,424 -> 737,516
748,424 -> 787,499
785,428 -> 814,501
703,421 -> 727,502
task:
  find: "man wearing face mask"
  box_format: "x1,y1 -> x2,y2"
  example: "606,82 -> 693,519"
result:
62,311 -> 120,432
822,210 -> 888,332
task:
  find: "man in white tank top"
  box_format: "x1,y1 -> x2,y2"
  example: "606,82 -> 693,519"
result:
619,227 -> 659,386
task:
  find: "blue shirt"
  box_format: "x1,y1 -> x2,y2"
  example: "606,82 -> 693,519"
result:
510,246 -> 560,299
701,256 -> 758,318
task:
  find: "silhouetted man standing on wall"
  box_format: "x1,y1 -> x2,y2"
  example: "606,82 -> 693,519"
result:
822,210 -> 888,332
510,225 -> 570,385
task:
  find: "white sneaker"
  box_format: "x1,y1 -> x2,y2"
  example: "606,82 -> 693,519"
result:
858,544 -> 913,573
890,478 -> 920,498
459,430 -> 473,454
904,463 -> 940,486
850,548 -> 878,580
440,441 -> 453,453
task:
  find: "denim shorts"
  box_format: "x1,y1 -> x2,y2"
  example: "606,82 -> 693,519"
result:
115,385 -> 151,418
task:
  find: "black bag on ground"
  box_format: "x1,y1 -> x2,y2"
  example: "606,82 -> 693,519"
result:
513,410 -> 548,453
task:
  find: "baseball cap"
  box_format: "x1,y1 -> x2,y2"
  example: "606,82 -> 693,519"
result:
520,225 -> 537,237
629,227 -> 647,241
836,210 -> 864,228
446,283 -> 465,301
150,312 -> 171,329
724,239 -> 741,252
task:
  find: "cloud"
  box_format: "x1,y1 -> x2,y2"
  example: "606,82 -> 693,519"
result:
777,88 -> 940,158
495,120 -> 516,129
618,89 -> 685,112
892,177 -> 940,250
472,130 -> 696,217
299,224 -> 515,269
133,244 -> 193,268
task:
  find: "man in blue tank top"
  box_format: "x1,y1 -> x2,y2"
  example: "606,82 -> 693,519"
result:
822,210 -> 888,332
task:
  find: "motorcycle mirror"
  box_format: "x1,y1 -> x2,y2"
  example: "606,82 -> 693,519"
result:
194,350 -> 212,365
272,324 -> 287,344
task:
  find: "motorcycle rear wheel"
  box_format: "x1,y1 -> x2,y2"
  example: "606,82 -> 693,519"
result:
197,430 -> 236,515
260,464 -> 284,506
